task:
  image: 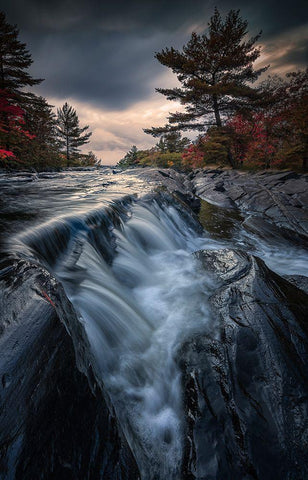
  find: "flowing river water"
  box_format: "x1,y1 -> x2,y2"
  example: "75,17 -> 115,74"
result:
1,169 -> 307,479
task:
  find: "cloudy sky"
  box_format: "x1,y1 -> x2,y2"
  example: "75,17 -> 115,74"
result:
1,0 -> 307,164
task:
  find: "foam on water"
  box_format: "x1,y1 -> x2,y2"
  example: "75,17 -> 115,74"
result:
7,178 -> 307,479
55,199 -> 216,479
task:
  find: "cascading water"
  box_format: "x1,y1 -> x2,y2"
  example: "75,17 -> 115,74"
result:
53,196 -> 217,479
4,170 -> 308,479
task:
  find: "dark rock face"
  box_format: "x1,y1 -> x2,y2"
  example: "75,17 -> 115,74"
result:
192,170 -> 308,240
1,168 -> 307,480
180,249 -> 308,480
283,275 -> 308,295
0,259 -> 139,480
133,167 -> 195,197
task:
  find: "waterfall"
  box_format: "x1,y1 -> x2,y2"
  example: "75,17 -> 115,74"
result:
51,195 -> 216,479
10,181 -> 308,479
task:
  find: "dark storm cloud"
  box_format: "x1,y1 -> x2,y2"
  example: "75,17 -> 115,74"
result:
1,0 -> 307,110
3,0 -> 307,36
26,30 -> 169,109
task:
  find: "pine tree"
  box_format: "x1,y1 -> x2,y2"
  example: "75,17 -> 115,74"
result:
19,95 -> 61,169
117,145 -> 139,168
56,102 -> 92,167
260,68 -> 308,171
144,8 -> 267,139
25,96 -> 56,145
0,11 -> 43,155
0,89 -> 33,166
285,69 -> 308,171
0,12 -> 42,95
156,132 -> 190,153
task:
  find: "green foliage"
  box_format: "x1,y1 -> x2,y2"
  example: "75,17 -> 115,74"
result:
56,102 -> 92,167
117,145 -> 139,168
117,138 -> 186,169
156,132 -> 190,153
17,95 -> 62,169
24,96 -> 57,146
139,151 -> 183,168
200,129 -> 230,165
84,151 -> 100,166
145,8 -> 266,138
0,12 -> 43,94
0,11 -> 44,162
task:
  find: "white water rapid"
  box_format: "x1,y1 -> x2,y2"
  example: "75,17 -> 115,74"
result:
8,173 -> 307,479
55,198 -> 217,479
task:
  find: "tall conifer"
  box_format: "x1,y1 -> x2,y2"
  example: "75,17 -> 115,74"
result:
144,8 -> 267,138
56,102 -> 92,166
0,11 -> 43,154
0,12 -> 42,95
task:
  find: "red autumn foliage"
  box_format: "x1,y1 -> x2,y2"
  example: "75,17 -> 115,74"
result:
226,113 -> 283,168
0,89 -> 35,163
0,148 -> 16,159
182,144 -> 205,168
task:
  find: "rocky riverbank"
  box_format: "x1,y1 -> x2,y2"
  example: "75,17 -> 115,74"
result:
135,167 -> 308,241
0,167 -> 307,479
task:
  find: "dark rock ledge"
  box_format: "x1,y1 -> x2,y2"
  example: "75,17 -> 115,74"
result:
133,167 -> 308,242
192,169 -> 308,240
0,259 -> 140,480
179,249 -> 308,480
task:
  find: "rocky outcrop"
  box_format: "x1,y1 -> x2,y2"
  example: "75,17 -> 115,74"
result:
0,259 -> 139,480
134,167 -> 195,196
192,170 -> 308,241
1,167 -> 307,480
179,249 -> 308,480
132,167 -> 308,244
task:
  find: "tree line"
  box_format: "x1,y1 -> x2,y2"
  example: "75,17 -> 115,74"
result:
1,8 -> 307,171
0,12 -> 97,169
119,8 -> 307,171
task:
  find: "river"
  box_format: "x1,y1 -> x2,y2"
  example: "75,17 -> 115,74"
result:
1,168 -> 307,479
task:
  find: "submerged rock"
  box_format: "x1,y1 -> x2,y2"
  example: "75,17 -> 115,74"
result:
0,259 -> 139,480
180,248 -> 308,480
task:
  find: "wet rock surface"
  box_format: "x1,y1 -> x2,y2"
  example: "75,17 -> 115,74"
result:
0,259 -> 139,480
283,274 -> 308,295
179,249 -> 308,480
191,169 -> 308,240
0,168 -> 307,480
132,167 -> 308,245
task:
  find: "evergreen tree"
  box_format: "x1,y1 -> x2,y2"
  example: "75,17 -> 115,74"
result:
0,89 -> 33,166
0,12 -> 42,95
18,95 -> 61,169
25,96 -> 57,145
260,69 -> 308,171
156,132 -> 190,153
117,145 -> 139,168
285,69 -> 308,171
0,11 -> 43,154
56,102 -> 92,166
144,8 -> 267,138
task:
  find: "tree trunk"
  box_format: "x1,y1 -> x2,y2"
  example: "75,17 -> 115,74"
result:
303,153 -> 308,172
227,148 -> 236,168
213,94 -> 222,128
66,135 -> 69,167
